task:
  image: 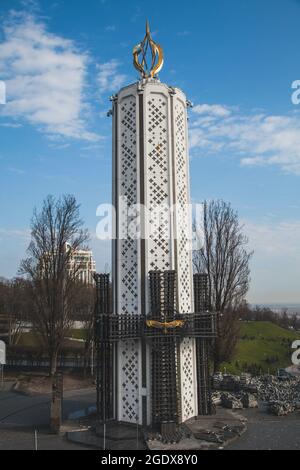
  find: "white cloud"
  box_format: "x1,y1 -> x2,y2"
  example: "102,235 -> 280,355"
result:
193,104 -> 232,118
244,219 -> 300,256
0,12 -> 99,141
105,25 -> 116,32
190,104 -> 300,175
244,218 -> 300,303
97,59 -> 127,94
0,228 -> 30,241
177,31 -> 191,37
8,167 -> 27,175
0,122 -> 22,128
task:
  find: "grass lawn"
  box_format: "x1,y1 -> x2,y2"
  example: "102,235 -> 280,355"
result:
68,329 -> 87,341
15,331 -> 86,349
13,322 -> 300,376
221,321 -> 300,375
16,332 -> 42,347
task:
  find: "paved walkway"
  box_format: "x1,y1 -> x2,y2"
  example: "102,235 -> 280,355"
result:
227,406 -> 300,450
1,391 -> 300,450
0,389 -> 95,450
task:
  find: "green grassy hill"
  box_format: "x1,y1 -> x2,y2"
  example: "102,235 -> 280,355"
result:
221,321 -> 299,375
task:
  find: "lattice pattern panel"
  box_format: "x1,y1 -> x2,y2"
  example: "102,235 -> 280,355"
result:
146,94 -> 172,272
119,97 -> 139,315
119,340 -> 140,423
174,101 -> 193,314
180,337 -> 196,421
119,240 -> 139,314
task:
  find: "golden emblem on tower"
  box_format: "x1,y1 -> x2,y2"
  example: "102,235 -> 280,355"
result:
146,319 -> 185,335
133,21 -> 164,79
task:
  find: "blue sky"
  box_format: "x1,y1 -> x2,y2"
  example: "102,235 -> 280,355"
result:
0,0 -> 300,304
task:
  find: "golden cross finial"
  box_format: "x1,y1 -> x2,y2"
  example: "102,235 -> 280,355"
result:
133,21 -> 164,79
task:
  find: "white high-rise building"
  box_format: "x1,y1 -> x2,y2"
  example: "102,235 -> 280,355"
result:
66,245 -> 96,285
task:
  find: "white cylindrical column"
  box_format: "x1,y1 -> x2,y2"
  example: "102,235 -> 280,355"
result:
112,79 -> 197,425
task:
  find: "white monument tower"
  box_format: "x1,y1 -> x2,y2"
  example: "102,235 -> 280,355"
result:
112,22 -> 198,428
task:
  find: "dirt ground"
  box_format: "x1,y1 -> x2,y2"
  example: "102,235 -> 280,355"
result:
5,371 -> 95,395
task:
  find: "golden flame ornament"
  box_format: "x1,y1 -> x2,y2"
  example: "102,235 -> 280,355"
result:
133,21 -> 164,79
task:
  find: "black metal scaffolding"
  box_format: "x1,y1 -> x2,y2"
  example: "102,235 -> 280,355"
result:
150,271 -> 179,428
93,270 -> 217,430
94,274 -> 114,422
194,274 -> 213,415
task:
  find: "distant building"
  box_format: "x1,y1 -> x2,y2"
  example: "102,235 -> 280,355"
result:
66,244 -> 96,284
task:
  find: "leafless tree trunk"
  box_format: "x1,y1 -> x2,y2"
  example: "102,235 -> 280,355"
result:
0,278 -> 29,345
20,195 -> 89,377
193,200 -> 253,372
71,282 -> 95,378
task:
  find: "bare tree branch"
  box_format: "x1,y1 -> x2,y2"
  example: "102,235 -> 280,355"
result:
193,200 -> 253,371
19,195 -> 90,376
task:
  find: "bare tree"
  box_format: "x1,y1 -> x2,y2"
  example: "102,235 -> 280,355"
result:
71,282 -> 95,378
0,279 -> 10,339
290,313 -> 299,330
20,195 -> 89,376
193,200 -> 253,371
0,278 -> 30,345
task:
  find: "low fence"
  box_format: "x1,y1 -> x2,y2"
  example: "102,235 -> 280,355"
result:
6,346 -> 88,370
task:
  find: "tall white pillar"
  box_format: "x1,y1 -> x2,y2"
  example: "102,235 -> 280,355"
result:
112,79 -> 197,425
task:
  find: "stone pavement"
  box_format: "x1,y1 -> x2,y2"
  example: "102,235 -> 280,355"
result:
66,408 -> 247,451
2,388 -> 300,450
0,389 -> 96,450
227,405 -> 300,450
0,425 -> 92,450
147,409 -> 246,451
